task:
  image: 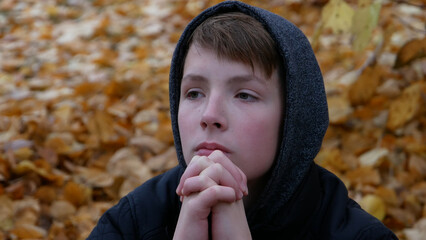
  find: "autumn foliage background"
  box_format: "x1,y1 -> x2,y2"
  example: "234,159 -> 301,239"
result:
0,0 -> 425,239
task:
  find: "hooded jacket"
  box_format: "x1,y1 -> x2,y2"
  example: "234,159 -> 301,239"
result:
87,1 -> 397,239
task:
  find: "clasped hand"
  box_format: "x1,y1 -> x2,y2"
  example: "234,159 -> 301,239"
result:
173,150 -> 251,240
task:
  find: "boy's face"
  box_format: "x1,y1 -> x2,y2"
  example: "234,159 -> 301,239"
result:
178,44 -> 282,182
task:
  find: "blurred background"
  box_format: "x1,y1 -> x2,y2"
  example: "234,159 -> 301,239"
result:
0,0 -> 425,239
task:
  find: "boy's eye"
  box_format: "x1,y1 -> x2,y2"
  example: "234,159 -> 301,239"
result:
186,90 -> 202,99
236,92 -> 257,101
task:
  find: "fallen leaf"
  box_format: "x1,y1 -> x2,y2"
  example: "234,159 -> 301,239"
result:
404,218 -> 426,240
64,181 -> 91,207
348,65 -> 383,106
327,95 -> 353,124
359,148 -> 389,167
386,82 -> 423,130
10,224 -> 46,239
346,167 -> 381,186
50,200 -> 76,221
321,0 -> 354,34
0,195 -> 14,231
359,194 -> 386,221
351,0 -> 381,51
394,37 -> 426,68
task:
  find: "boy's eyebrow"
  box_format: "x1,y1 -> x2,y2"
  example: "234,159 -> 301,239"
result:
228,74 -> 266,85
181,74 -> 207,83
182,73 -> 266,85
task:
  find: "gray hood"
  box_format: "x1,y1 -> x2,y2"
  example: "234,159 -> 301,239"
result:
169,1 -> 328,224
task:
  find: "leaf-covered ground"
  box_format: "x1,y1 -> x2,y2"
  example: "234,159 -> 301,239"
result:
0,0 -> 425,239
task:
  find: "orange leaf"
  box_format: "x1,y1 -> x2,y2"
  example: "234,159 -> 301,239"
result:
64,181 -> 90,207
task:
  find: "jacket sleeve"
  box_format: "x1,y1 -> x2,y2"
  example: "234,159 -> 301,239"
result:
87,197 -> 138,240
355,223 -> 399,240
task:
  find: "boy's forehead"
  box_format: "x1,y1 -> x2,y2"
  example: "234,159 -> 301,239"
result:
183,43 -> 275,83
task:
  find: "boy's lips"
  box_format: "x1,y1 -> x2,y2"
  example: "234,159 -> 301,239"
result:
194,142 -> 231,156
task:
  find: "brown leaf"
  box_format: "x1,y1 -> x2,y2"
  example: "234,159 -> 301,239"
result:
346,167 -> 381,186
64,181 -> 91,207
146,147 -> 178,172
10,224 -> 46,239
394,37 -> 426,68
327,95 -> 353,124
0,195 -> 14,231
34,186 -> 57,204
315,148 -> 349,172
348,65 -> 383,106
50,200 -> 76,221
87,111 -> 116,144
386,82 -> 423,131
13,198 -> 40,226
375,186 -> 399,207
130,136 -> 166,154
75,167 -> 114,188
387,207 -> 416,228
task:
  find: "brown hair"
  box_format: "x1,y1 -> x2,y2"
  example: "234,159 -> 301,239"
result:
187,12 -> 281,78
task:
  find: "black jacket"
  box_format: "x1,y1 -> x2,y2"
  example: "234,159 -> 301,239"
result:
88,1 -> 397,239
87,164 -> 396,239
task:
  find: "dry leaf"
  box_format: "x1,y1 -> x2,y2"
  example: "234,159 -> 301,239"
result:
34,186 -> 57,204
375,186 -> 399,207
130,136 -> 166,154
394,37 -> 426,68
10,224 -> 47,239
146,147 -> 178,172
87,110 -> 116,144
0,195 -> 14,231
348,65 -> 383,106
327,95 -> 353,124
75,167 -> 115,188
404,218 -> 426,240
346,167 -> 381,186
64,181 -> 91,208
321,0 -> 354,34
50,200 -> 76,221
359,194 -> 386,221
359,148 -> 389,167
386,82 -> 423,130
351,1 -> 381,51
315,148 -> 349,172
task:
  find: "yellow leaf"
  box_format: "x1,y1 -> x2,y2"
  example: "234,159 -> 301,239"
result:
359,194 -> 386,221
351,1 -> 381,51
327,95 -> 353,124
321,0 -> 354,34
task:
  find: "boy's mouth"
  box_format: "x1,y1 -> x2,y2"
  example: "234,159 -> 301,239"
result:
194,142 -> 231,156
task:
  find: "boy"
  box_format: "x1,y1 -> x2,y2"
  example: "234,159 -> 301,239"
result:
88,1 -> 397,239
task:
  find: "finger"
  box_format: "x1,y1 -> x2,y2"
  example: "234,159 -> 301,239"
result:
176,155 -> 212,195
197,185 -> 237,208
199,163 -> 244,199
180,175 -> 217,196
208,150 -> 248,195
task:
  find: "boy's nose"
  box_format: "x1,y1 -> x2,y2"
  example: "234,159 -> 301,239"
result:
200,97 -> 227,130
